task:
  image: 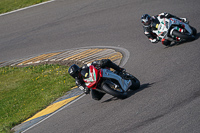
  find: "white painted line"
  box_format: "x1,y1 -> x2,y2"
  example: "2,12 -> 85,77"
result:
21,94 -> 85,133
0,0 -> 55,17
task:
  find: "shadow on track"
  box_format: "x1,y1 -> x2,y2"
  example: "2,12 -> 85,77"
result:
102,83 -> 155,103
127,82 -> 155,98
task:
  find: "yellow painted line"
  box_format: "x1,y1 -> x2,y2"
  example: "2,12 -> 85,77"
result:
71,49 -> 99,60
23,95 -> 80,123
0,61 -> 5,64
55,49 -> 86,60
82,49 -> 116,63
32,52 -> 61,62
64,49 -> 101,60
64,49 -> 91,60
71,86 -> 78,90
75,49 -> 106,60
109,52 -> 123,61
18,52 -> 61,65
86,52 -> 122,63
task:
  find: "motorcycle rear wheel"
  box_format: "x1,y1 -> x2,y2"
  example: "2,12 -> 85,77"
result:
172,30 -> 195,41
101,81 -> 127,99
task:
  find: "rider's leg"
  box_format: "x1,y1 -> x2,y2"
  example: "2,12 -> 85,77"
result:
162,39 -> 171,46
102,59 -> 125,72
91,89 -> 105,100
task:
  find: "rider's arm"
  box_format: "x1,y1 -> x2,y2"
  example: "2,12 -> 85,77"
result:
92,59 -> 125,72
143,27 -> 158,43
75,77 -> 90,94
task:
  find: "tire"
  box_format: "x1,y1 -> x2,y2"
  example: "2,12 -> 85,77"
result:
172,30 -> 195,41
123,73 -> 140,90
101,81 -> 127,99
190,26 -> 197,36
130,76 -> 140,90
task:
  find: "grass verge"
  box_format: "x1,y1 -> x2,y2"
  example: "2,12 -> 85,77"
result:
0,64 -> 75,133
0,0 -> 49,14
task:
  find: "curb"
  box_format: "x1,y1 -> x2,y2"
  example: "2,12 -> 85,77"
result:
0,46 -> 128,67
12,88 -> 84,133
6,46 -> 129,133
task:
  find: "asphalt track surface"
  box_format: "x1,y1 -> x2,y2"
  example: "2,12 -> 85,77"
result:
1,0 -> 200,133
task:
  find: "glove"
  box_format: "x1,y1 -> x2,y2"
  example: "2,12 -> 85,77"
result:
75,78 -> 82,86
78,85 -> 90,94
160,13 -> 171,19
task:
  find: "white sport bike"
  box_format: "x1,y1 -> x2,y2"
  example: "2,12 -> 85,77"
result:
153,17 -> 197,43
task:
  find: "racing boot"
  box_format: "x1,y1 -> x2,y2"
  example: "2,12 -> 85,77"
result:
161,39 -> 171,46
105,59 -> 125,73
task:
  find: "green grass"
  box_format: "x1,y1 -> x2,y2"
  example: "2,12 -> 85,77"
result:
0,64 -> 75,133
0,0 -> 49,14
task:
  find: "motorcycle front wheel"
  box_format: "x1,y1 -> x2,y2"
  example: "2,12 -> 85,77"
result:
122,72 -> 140,90
130,76 -> 140,90
101,81 -> 127,99
190,26 -> 197,36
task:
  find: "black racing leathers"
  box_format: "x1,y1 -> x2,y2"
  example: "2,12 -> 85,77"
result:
143,16 -> 160,43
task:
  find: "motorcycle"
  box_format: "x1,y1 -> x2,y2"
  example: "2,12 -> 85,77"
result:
82,65 -> 140,99
153,17 -> 197,43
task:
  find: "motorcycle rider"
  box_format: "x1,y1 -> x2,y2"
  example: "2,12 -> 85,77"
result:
68,59 -> 125,100
141,12 -> 188,46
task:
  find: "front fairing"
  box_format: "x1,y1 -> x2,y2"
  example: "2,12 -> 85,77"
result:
152,18 -> 169,40
83,65 -> 100,88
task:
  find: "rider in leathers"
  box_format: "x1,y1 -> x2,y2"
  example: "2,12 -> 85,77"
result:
141,12 -> 188,46
68,59 -> 125,100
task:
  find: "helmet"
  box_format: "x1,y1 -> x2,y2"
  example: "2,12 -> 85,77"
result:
141,14 -> 152,26
68,64 -> 80,78
81,64 -> 89,79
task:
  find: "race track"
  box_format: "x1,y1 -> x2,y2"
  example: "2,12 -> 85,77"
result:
1,0 -> 200,133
